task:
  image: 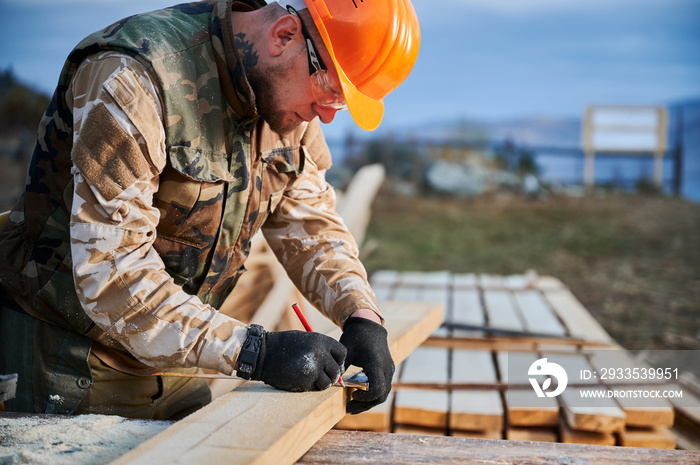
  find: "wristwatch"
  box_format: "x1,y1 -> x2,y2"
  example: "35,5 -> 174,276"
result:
236,324 -> 265,380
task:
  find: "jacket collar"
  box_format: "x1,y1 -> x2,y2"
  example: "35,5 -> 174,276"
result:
214,0 -> 267,119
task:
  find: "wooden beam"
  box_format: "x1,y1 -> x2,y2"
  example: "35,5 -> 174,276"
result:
544,352 -> 626,433
618,427 -> 676,450
394,347 -> 449,429
450,350 -> 503,432
559,415 -> 615,446
587,350 -> 674,427
297,430 -> 700,464
394,389 -> 448,430
450,288 -> 485,338
483,290 -> 524,332
335,163 -> 385,247
543,289 -> 615,344
111,301 -> 443,465
512,290 -> 567,337
498,351 -> 560,427
506,426 -> 557,442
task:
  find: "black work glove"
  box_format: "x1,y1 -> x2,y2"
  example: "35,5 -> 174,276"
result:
339,317 -> 395,414
251,330 -> 347,392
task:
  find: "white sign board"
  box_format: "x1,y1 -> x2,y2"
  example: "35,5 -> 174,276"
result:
582,106 -> 667,154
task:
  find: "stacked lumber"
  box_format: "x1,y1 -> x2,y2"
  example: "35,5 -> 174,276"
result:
335,270 -> 695,451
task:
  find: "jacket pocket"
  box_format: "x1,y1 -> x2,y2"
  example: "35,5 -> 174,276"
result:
154,168 -> 223,249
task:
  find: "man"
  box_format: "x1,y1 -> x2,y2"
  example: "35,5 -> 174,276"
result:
0,0 -> 419,419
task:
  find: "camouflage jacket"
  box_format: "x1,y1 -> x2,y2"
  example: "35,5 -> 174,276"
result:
0,0 -> 379,375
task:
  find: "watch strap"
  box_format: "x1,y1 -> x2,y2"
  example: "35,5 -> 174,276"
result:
236,324 -> 265,380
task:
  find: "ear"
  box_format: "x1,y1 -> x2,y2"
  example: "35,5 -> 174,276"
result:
268,14 -> 301,57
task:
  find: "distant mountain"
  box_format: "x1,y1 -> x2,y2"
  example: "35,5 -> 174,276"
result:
364,115 -> 583,150
478,117 -> 582,148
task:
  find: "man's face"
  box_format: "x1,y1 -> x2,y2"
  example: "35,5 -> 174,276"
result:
248,34 -> 342,136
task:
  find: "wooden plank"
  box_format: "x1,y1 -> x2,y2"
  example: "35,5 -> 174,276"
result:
112,301 -> 443,465
370,270 -> 401,288
496,351 -> 560,427
452,350 -> 497,385
450,429 -> 502,439
298,430 -> 700,464
373,286 -> 393,305
504,273 -> 537,291
391,283 -> 421,303
416,272 -> 451,337
399,271 -> 428,288
452,273 -> 478,289
559,387 -> 626,433
394,389 -> 448,429
614,394 -> 674,428
667,384 -> 700,439
506,426 -> 557,442
586,350 -> 652,386
450,350 -> 503,432
483,290 -> 524,332
512,290 -> 567,337
335,163 -> 385,247
559,415 -> 616,446
506,390 -> 559,427
400,347 -> 449,385
421,271 -> 453,289
542,353 -> 626,433
543,289 -> 614,344
450,391 -> 503,432
370,270 -> 400,305
393,424 -> 448,436
450,288 -> 485,338
394,347 -> 449,429
618,427 -> 676,449
424,336 -> 602,351
587,350 -> 675,427
479,274 -> 506,290
543,352 -> 599,386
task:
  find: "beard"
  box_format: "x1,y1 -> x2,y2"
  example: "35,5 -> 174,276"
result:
247,63 -> 300,136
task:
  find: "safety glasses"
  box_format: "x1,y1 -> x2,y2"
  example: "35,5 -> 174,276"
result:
287,6 -> 347,111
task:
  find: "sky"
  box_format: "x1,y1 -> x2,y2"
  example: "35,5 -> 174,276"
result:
1,0 -> 699,141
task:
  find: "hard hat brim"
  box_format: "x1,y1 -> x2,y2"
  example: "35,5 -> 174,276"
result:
338,69 -> 384,132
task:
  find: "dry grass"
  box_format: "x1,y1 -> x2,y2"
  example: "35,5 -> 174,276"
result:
363,190 -> 700,350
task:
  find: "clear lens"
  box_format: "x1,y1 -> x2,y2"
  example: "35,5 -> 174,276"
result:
310,70 -> 347,110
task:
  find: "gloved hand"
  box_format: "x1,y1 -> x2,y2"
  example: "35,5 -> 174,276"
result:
251,330 -> 347,392
339,317 -> 395,414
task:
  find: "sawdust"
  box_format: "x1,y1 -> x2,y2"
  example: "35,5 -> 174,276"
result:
0,414 -> 171,464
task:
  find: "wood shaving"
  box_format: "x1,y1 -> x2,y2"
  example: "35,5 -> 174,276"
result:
0,414 -> 171,464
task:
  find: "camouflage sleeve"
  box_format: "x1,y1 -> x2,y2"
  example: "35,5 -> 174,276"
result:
67,52 -> 247,375
262,120 -> 381,328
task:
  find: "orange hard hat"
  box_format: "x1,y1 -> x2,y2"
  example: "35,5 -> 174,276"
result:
299,0 -> 421,131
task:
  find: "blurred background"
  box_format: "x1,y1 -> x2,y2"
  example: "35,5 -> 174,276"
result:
0,0 -> 698,350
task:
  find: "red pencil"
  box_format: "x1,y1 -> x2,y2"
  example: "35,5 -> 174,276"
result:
292,303 -> 345,387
